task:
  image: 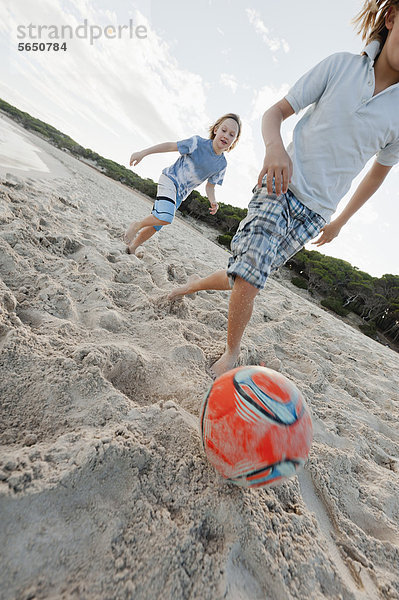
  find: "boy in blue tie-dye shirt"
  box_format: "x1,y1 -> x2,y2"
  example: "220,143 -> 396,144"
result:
124,113 -> 241,256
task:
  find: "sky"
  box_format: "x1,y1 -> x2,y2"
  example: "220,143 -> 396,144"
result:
1,0 -> 398,277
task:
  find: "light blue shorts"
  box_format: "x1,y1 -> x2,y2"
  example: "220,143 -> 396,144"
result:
152,174 -> 181,231
227,179 -> 326,290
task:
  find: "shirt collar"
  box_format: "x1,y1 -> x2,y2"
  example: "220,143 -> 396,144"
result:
362,40 -> 381,64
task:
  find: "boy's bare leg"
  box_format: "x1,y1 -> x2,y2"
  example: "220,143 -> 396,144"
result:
124,215 -> 168,244
168,269 -> 230,300
127,226 -> 157,256
168,270 -> 259,376
211,276 -> 259,378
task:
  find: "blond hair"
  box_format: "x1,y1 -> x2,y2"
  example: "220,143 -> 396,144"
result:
208,113 -> 242,151
353,0 -> 399,45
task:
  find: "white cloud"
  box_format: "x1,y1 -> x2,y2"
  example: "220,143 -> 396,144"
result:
249,83 -> 291,122
3,0 -> 209,149
0,1 -> 12,34
246,8 -> 289,55
220,73 -> 238,94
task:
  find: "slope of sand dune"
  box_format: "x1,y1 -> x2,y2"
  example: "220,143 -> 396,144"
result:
1,114 -> 399,600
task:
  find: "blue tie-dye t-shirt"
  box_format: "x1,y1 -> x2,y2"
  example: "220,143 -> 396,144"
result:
162,136 -> 227,203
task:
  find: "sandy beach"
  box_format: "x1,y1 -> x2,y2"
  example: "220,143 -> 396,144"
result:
0,113 -> 398,600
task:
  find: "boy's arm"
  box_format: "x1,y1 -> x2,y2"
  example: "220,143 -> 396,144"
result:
312,160 -> 392,247
205,182 -> 218,215
257,98 -> 295,195
130,142 -> 178,166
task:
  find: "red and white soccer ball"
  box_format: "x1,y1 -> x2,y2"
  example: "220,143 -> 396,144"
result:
200,366 -> 313,488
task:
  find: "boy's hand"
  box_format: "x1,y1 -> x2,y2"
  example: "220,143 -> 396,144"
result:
257,146 -> 293,196
312,221 -> 342,246
129,151 -> 145,167
209,201 -> 219,215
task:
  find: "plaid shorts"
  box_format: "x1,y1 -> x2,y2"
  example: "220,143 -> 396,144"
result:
227,182 -> 326,289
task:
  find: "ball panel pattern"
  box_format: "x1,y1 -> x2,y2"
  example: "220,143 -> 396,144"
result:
200,366 -> 313,488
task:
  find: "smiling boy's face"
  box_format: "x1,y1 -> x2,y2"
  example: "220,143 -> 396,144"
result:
213,118 -> 239,153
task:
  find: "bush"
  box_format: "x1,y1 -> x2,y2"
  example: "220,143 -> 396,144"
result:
217,234 -> 232,248
291,276 -> 308,290
359,321 -> 377,338
321,296 -> 350,317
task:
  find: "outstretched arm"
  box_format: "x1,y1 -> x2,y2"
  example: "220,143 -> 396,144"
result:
130,142 -> 178,166
313,160 -> 392,247
257,98 -> 295,195
205,182 -> 219,215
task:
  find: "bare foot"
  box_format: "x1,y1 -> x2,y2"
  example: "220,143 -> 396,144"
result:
124,221 -> 140,245
127,245 -> 144,258
210,349 -> 239,379
168,274 -> 200,300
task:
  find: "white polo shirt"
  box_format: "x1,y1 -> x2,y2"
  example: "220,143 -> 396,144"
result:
285,41 -> 399,223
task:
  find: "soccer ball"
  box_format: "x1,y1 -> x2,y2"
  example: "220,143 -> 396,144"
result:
200,366 -> 313,488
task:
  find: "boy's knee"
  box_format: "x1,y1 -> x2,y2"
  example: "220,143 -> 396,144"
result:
233,276 -> 260,297
153,220 -> 170,232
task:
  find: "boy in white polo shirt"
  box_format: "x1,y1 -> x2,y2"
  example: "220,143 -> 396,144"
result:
168,0 -> 399,377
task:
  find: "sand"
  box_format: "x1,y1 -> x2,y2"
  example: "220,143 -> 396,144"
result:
0,113 -> 398,600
